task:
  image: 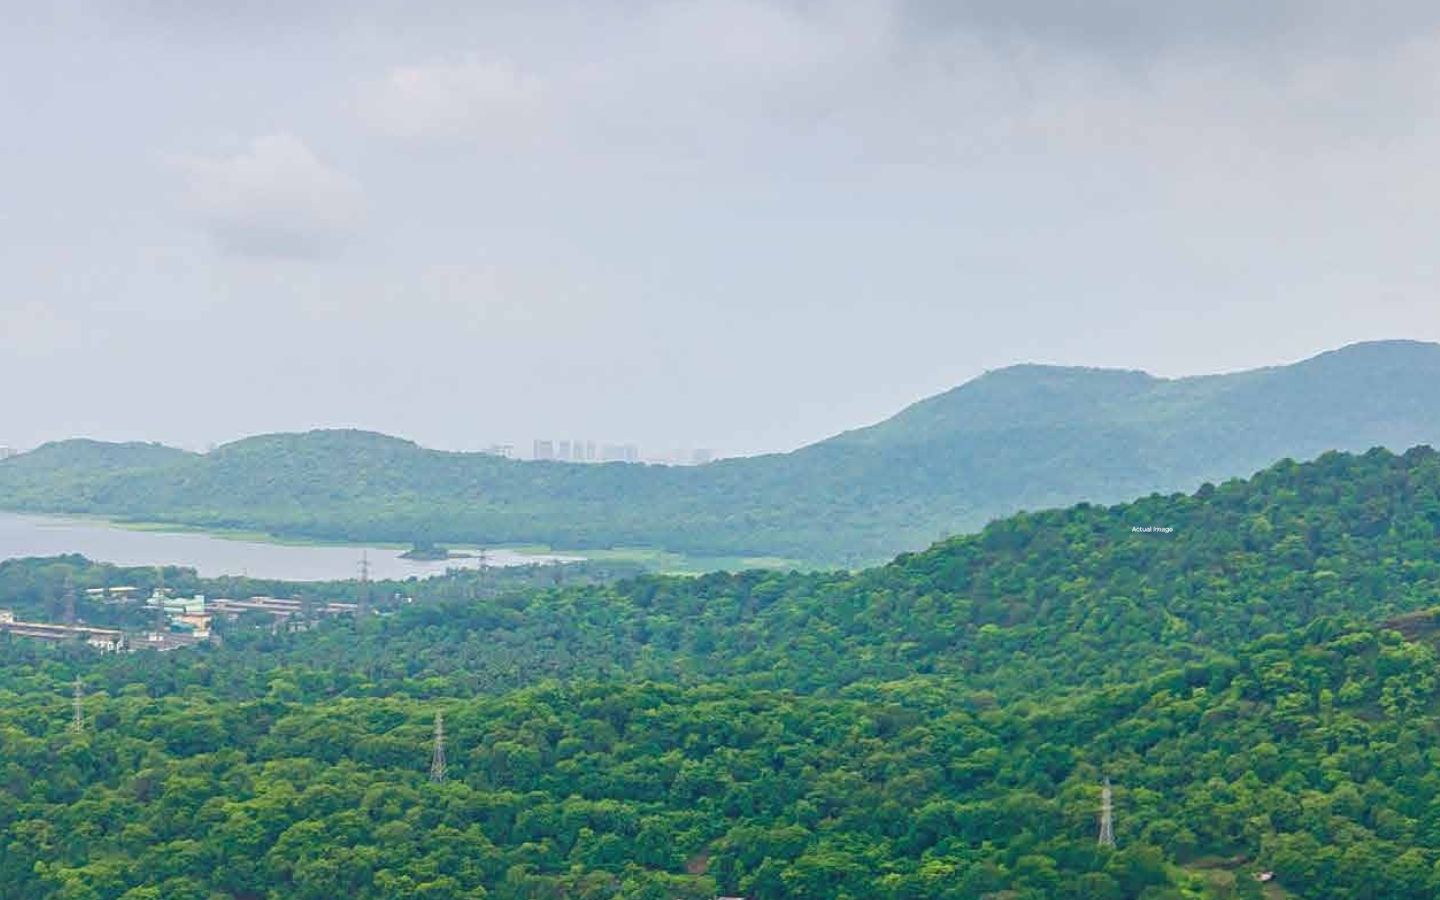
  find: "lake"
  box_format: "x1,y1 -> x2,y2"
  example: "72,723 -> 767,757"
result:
0,511 -> 578,581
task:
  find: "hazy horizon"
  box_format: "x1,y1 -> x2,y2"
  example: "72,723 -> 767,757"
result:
6,337 -> 1434,459
6,3 -> 1440,456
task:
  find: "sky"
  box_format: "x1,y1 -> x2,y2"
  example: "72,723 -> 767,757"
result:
4,1 -> 1439,457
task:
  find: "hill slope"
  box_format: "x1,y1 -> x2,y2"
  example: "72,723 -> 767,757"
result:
3,339 -> 1440,564
7,447 -> 1440,897
33,444 -> 1432,699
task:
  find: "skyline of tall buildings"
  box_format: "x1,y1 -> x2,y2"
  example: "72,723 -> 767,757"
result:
526,438 -> 710,466
0,438 -> 712,467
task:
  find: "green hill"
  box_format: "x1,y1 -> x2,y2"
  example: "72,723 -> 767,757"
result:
0,438 -> 193,498
27,443 -> 1436,700
4,340 -> 1440,564
6,447 -> 1440,897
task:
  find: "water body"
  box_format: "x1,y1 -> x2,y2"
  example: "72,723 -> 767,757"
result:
0,512 -> 578,581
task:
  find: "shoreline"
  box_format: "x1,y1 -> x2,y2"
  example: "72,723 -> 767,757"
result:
0,508 -> 573,559
0,508 -> 807,575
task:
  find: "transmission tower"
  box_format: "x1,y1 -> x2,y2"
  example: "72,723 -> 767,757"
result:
471,547 -> 489,600
358,551 -> 371,616
1098,778 -> 1116,847
71,678 -> 84,732
153,567 -> 168,632
63,575 -> 77,629
429,711 -> 447,783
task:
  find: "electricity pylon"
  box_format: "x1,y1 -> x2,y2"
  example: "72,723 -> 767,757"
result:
153,566 -> 168,632
63,574 -> 77,628
358,552 -> 371,616
71,678 -> 84,732
430,712 -> 447,783
1098,778 -> 1115,847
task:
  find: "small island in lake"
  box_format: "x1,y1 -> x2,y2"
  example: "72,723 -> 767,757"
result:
399,541 -> 462,561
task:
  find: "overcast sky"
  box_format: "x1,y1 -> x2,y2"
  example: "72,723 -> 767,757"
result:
4,1 -> 1439,456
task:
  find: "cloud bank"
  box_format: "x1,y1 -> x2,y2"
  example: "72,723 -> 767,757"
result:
3,1 -> 1439,455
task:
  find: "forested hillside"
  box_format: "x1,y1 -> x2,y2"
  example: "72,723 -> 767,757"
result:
3,340 -> 1440,565
6,446 -> 1440,897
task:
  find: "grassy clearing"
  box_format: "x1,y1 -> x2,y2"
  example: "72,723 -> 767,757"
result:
1181,862 -> 1292,898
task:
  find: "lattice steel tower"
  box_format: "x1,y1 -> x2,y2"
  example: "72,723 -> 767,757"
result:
63,574 -> 77,629
71,678 -> 84,732
1098,778 -> 1115,847
358,551 -> 371,617
430,712 -> 447,783
153,566 -> 168,632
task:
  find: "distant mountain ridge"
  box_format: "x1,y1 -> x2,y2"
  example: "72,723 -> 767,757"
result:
4,339 -> 1440,564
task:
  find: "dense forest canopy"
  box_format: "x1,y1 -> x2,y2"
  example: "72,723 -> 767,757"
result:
3,340 -> 1440,565
6,446 -> 1440,896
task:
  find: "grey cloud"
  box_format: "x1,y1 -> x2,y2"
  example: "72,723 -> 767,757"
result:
86,1 -> 1440,55
3,1 -> 1440,456
899,0 -> 1440,56
359,57 -> 544,142
73,0 -> 356,41
170,134 -> 365,260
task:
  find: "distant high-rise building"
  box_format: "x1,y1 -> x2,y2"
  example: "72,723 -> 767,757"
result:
599,443 -> 642,463
558,440 -> 572,461
0,446 -> 17,460
533,440 -> 555,461
585,441 -> 596,462
692,448 -> 714,465
483,444 -> 514,459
